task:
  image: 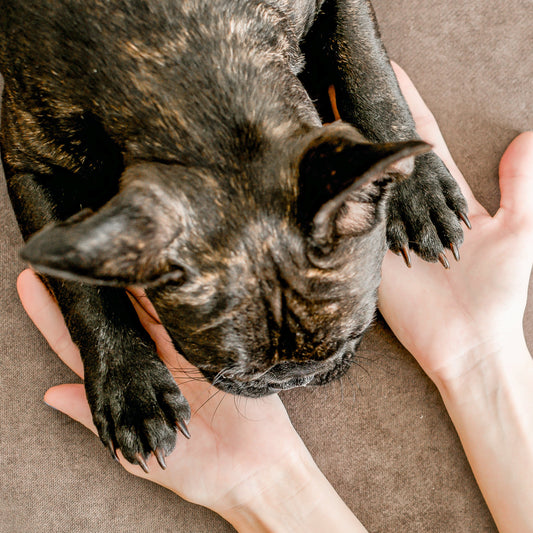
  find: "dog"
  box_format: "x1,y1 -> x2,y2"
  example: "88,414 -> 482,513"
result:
0,0 -> 468,471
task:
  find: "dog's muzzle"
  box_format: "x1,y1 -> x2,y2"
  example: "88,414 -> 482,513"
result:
201,337 -> 361,397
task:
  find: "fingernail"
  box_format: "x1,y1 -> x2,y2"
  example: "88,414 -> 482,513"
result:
44,401 -> 59,411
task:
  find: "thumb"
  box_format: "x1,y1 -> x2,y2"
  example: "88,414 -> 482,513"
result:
44,386 -> 159,477
44,384 -> 98,435
497,131 -> 533,231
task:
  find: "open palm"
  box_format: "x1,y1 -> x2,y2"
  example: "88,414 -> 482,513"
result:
17,272 -> 310,512
379,64 -> 533,383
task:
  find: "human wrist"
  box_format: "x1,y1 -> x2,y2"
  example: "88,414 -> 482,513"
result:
216,451 -> 322,532
431,330 -> 532,400
431,334 -> 533,533
214,447 -> 366,533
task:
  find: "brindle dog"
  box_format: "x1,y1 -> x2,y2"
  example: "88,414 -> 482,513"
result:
0,0 -> 468,471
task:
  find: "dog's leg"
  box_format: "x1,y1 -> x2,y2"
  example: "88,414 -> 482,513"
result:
301,0 -> 468,265
1,101 -> 190,470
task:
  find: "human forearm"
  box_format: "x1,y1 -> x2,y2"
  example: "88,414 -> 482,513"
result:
434,335 -> 533,533
214,450 -> 368,533
375,92 -> 533,530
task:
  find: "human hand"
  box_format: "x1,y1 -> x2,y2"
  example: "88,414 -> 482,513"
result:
16,269 -> 313,515
379,63 -> 533,385
18,269 -> 367,532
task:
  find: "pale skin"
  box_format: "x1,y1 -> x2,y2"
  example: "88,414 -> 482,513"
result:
16,64 -> 532,532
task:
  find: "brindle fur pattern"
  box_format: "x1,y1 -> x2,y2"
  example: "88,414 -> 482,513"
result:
0,0 -> 466,467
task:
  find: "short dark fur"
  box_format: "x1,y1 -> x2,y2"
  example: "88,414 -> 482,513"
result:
0,0 -> 467,467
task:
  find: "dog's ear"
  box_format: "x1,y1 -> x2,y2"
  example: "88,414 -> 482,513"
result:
296,123 -> 431,247
21,178 -> 188,287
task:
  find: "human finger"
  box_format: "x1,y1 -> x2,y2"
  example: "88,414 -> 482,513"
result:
44,384 -> 96,434
44,385 -> 150,476
126,287 -> 175,350
44,384 -> 182,480
392,62 -> 482,215
17,269 -> 84,378
497,131 -> 533,233
125,287 -> 202,383
126,286 -> 161,326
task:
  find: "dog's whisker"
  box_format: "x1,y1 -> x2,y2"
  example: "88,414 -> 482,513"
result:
210,392 -> 227,425
352,359 -> 370,379
173,377 -> 205,385
342,369 -> 360,407
168,367 -> 205,376
193,389 -> 222,417
232,395 -> 252,421
125,289 -> 162,324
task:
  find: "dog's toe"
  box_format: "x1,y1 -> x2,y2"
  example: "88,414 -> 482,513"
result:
387,151 -> 468,267
88,362 -> 191,471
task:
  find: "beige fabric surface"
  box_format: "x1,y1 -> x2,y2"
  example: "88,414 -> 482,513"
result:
1,1 -> 531,531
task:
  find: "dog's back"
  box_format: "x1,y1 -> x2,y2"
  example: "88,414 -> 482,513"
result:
1,0 -> 321,173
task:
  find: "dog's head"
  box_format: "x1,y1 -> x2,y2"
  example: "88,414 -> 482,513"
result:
22,122 -> 428,396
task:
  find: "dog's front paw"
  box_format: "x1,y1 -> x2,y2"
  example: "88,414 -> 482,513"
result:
85,351 -> 191,472
386,151 -> 470,267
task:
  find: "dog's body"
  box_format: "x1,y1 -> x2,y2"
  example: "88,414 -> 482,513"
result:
0,0 -> 467,468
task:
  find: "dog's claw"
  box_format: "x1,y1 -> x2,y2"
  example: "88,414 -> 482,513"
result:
400,245 -> 412,268
135,453 -> 150,473
438,252 -> 450,269
107,442 -> 119,463
155,448 -> 167,470
459,212 -> 472,230
177,420 -> 191,439
450,242 -> 460,262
